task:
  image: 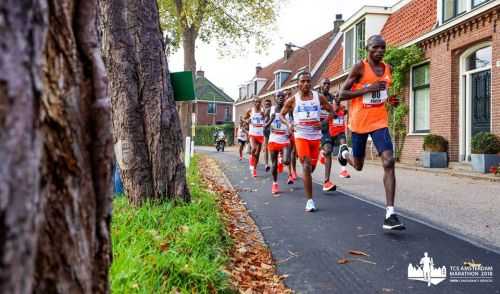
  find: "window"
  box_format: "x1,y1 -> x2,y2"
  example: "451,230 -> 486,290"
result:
224,106 -> 231,121
472,0 -> 491,8
412,64 -> 430,133
274,71 -> 290,90
355,20 -> 366,62
254,80 -> 258,95
344,19 -> 365,70
208,102 -> 216,114
443,0 -> 466,22
466,46 -> 491,70
239,87 -> 246,99
344,28 -> 354,69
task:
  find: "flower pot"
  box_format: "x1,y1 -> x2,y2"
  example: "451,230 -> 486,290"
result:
422,151 -> 448,168
471,154 -> 500,173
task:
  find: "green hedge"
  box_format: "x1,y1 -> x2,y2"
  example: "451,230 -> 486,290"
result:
194,124 -> 234,146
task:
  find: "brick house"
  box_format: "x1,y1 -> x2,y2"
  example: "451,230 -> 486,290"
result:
321,0 -> 499,164
194,70 -> 234,125
234,15 -> 345,126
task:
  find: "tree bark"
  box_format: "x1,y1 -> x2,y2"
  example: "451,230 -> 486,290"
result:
102,0 -> 190,203
0,1 -> 47,293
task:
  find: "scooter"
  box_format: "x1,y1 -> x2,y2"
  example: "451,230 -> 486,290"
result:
215,136 -> 226,152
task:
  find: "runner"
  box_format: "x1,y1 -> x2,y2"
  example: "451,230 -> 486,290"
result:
264,92 -> 291,194
329,95 -> 351,179
244,99 -> 265,177
263,99 -> 273,172
237,120 -> 249,161
318,78 -> 337,192
284,90 -> 297,184
280,71 -> 334,212
337,35 -> 404,230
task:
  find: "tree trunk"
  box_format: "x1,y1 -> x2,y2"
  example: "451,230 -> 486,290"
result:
1,0 -> 112,293
102,0 -> 190,203
36,0 -> 113,292
183,28 -> 197,74
0,1 -> 47,293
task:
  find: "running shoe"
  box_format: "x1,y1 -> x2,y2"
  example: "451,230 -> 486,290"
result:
265,165 -> 271,172
271,183 -> 279,195
339,170 -> 351,178
252,168 -> 257,178
287,176 -> 294,185
337,144 -> 349,166
383,214 -> 406,230
319,151 -> 325,165
305,199 -> 316,212
322,180 -> 337,192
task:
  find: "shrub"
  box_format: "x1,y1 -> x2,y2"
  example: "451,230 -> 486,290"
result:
194,124 -> 234,146
423,134 -> 448,152
471,132 -> 500,154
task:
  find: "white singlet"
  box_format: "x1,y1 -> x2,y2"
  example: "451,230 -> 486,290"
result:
293,91 -> 322,140
269,109 -> 289,144
248,108 -> 264,137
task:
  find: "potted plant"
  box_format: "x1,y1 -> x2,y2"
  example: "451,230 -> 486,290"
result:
422,134 -> 448,168
471,132 -> 500,173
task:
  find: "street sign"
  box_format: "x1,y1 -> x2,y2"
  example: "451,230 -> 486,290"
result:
170,71 -> 196,101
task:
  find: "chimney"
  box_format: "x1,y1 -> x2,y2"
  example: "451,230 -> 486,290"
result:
284,43 -> 293,61
256,63 -> 262,76
333,14 -> 344,34
196,70 -> 205,78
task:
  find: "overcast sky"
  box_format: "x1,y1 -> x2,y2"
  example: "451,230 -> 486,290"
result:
167,0 -> 399,99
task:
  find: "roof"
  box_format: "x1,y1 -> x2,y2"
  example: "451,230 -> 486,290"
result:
381,0 -> 437,46
318,36 -> 344,83
237,30 -> 337,103
196,75 -> 234,103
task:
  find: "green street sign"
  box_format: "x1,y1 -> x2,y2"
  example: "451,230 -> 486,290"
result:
170,71 -> 196,101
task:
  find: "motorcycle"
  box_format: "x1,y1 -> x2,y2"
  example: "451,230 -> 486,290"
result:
215,133 -> 226,152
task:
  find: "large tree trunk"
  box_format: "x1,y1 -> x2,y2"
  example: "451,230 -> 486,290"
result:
102,0 -> 190,203
0,1 -> 47,293
178,28 -> 197,135
1,0 -> 112,293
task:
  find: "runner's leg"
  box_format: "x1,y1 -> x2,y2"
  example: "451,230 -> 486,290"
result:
270,150 -> 279,194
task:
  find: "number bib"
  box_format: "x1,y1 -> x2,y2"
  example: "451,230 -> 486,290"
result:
296,105 -> 320,123
333,117 -> 344,126
363,89 -> 388,106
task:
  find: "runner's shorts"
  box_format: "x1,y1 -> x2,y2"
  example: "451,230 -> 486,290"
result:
267,142 -> 289,152
295,138 -> 321,167
238,139 -> 247,145
249,135 -> 265,145
352,127 -> 393,158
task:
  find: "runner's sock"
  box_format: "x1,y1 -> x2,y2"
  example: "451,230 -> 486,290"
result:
341,149 -> 349,159
386,206 -> 395,219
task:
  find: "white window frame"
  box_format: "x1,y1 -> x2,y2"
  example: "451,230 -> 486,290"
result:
408,61 -> 431,135
438,0 -> 492,24
207,102 -> 216,114
343,18 -> 366,70
274,70 -> 292,90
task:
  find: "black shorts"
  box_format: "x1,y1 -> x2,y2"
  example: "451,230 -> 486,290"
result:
238,139 -> 247,145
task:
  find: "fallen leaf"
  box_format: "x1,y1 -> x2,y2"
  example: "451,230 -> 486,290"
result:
159,241 -> 169,252
349,250 -> 370,257
337,258 -> 349,264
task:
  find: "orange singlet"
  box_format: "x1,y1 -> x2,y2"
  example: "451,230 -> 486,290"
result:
349,60 -> 392,134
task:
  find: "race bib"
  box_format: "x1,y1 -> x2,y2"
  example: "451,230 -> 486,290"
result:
296,105 -> 320,121
363,89 -> 388,105
251,116 -> 263,126
333,117 -> 344,126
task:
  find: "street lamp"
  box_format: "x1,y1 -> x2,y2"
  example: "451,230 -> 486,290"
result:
286,42 -> 311,71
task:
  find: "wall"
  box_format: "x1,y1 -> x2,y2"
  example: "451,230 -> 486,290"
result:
196,102 -> 233,125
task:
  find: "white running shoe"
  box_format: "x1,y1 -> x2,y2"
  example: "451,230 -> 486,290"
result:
305,199 -> 316,212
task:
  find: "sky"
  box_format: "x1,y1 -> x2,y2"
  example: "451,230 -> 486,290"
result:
167,0 -> 400,99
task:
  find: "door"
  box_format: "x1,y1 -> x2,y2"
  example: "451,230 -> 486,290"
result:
470,70 -> 491,137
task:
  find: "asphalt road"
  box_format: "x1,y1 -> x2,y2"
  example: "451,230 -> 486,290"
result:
198,147 -> 500,294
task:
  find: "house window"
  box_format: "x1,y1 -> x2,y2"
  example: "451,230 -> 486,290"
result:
344,19 -> 365,70
355,20 -> 366,62
274,71 -> 290,90
412,64 -> 430,133
224,106 -> 231,121
254,80 -> 258,95
344,28 -> 354,69
443,0 -> 466,22
208,102 -> 216,114
472,0 -> 491,8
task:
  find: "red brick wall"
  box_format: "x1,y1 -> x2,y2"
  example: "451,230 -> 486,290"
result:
196,102 -> 233,125
399,9 -> 500,163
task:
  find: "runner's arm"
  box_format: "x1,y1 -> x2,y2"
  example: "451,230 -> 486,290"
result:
320,95 -> 335,121
279,98 -> 294,130
243,109 -> 251,123
264,113 -> 275,129
339,62 -> 386,101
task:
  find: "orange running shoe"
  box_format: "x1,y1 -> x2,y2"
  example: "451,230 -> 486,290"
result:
339,170 -> 351,178
322,180 -> 337,192
272,183 -> 279,194
252,168 -> 257,178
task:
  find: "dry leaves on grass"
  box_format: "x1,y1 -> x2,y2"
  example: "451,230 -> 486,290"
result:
199,156 -> 292,294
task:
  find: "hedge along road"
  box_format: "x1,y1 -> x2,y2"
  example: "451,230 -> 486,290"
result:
196,146 -> 500,294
